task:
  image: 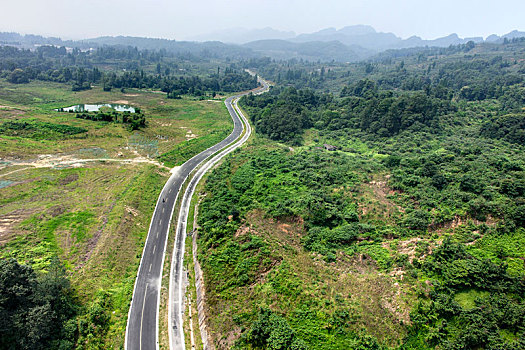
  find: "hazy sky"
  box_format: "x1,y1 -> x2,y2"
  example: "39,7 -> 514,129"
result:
1,0 -> 523,40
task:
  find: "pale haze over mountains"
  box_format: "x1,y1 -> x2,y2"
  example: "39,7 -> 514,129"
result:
2,0 -> 525,41
186,27 -> 296,45
182,25 -> 525,62
1,24 -> 524,63
189,25 -> 524,48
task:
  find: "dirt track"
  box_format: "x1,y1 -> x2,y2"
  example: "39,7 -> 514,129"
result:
0,153 -> 169,178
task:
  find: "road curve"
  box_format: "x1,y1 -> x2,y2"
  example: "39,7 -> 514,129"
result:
168,94 -> 257,350
125,79 -> 269,350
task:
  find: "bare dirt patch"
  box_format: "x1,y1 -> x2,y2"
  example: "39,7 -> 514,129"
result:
0,208 -> 38,245
368,178 -> 405,213
234,224 -> 256,237
336,251 -> 378,274
125,205 -> 139,217
216,327 -> 241,350
206,210 -> 412,346
278,223 -> 291,234
429,214 -> 497,233
185,130 -> 197,140
59,174 -> 79,185
47,205 -> 67,218
397,237 -> 423,263
0,153 -> 170,178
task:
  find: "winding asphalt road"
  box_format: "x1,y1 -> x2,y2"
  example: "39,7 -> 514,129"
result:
125,78 -> 269,350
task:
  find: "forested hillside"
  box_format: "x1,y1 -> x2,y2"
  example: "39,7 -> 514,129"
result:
0,45 -> 258,96
1,33 -> 524,349
197,39 -> 525,349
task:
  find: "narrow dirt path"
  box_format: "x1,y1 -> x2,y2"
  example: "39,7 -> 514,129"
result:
0,154 -> 170,178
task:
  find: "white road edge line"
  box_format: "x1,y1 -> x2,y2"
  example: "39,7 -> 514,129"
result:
125,79 -> 268,350
139,283 -> 149,350
168,80 -> 267,349
125,175 -> 172,350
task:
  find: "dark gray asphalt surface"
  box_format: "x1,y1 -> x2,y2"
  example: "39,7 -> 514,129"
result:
168,95 -> 258,350
125,81 -> 268,350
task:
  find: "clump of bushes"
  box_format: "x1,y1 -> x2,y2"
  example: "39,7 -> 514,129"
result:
75,110 -> 145,130
0,120 -> 87,140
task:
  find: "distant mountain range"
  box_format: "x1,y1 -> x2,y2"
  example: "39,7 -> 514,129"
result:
185,27 -> 295,44
240,26 -> 525,62
1,25 -> 525,63
0,32 -> 256,59
182,25 -> 525,62
189,25 -> 524,48
290,25 -> 485,51
243,39 -> 372,62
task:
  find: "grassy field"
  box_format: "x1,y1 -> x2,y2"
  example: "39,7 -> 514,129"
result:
0,80 -> 231,158
0,80 -> 233,348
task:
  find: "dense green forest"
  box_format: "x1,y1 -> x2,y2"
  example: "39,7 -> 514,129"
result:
0,45 -> 259,96
195,39 -> 525,349
0,258 -> 76,349
1,36 -> 524,349
243,38 -> 525,95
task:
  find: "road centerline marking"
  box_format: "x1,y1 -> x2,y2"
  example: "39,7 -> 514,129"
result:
139,283 -> 148,350
168,81 -> 268,349
126,79 -> 268,350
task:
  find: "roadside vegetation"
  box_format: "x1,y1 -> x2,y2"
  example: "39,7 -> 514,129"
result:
196,39 -> 525,349
1,35 -> 524,350
0,68 -> 233,348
